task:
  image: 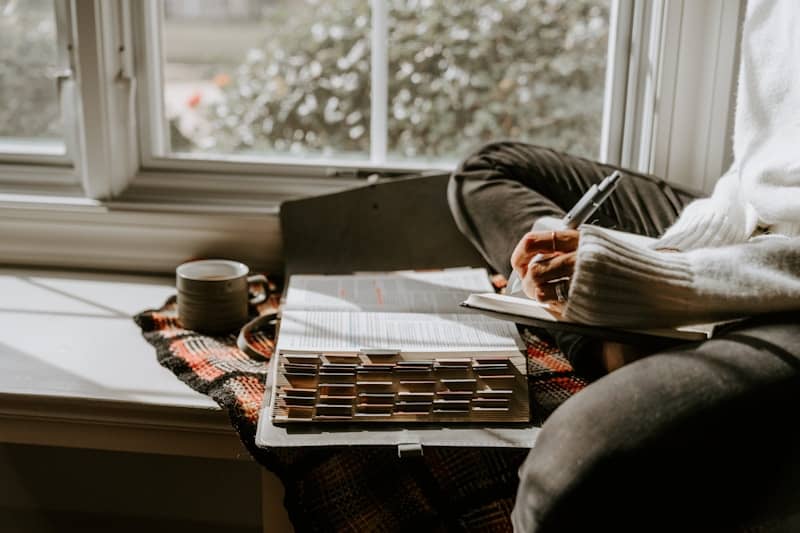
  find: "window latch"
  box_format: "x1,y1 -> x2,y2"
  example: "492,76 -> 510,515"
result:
45,66 -> 74,83
327,169 -> 425,181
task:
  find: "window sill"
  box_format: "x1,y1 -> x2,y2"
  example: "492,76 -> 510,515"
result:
0,266 -> 249,459
0,266 -> 296,531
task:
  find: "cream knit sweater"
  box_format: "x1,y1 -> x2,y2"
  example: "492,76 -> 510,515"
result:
563,0 -> 800,328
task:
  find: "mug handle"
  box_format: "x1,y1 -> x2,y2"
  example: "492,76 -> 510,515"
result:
247,274 -> 269,305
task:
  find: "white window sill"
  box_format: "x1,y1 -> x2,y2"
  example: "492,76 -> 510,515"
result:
0,266 -> 248,459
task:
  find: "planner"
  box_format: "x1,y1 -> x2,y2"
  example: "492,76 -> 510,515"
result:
269,268 -> 530,424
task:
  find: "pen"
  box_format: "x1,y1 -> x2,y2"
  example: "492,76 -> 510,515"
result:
507,170 -> 623,295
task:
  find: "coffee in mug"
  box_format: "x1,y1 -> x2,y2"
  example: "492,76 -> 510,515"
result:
176,259 -> 267,335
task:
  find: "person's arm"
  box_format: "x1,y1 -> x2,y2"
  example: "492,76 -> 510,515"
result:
563,226 -> 800,328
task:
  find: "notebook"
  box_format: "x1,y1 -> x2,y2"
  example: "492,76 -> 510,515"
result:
269,268 -> 530,424
460,292 -> 719,342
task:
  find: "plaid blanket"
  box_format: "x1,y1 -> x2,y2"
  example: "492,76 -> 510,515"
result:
133,276 -> 587,532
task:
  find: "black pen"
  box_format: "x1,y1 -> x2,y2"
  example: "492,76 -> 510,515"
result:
507,171 -> 623,295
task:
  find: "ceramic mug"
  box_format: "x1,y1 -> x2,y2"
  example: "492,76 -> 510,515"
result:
176,259 -> 267,335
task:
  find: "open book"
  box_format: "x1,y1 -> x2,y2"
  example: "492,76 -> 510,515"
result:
271,268 -> 530,424
461,292 -> 719,342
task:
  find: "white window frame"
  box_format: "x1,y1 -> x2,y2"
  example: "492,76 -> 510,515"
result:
604,0 -> 744,192
0,0 -> 744,273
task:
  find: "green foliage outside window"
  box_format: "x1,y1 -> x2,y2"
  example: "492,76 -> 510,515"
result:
197,0 -> 609,160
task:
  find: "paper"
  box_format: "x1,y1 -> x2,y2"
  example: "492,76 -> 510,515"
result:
278,310 -> 520,352
283,269 -> 494,313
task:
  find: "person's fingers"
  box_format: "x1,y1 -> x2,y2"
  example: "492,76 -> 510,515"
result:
523,278 -> 558,302
520,273 -> 538,300
545,301 -> 565,319
527,252 -> 576,284
510,235 -> 532,276
523,230 -> 579,255
510,230 -> 579,277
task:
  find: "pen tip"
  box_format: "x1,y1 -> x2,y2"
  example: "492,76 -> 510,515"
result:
605,171 -> 622,186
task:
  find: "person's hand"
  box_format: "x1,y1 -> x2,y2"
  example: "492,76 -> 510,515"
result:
510,229 -> 580,311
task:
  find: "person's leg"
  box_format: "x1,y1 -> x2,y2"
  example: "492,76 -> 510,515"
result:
512,313 -> 800,532
448,141 -> 698,277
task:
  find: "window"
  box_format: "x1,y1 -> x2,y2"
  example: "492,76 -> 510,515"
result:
0,0 -> 70,162
146,0 -> 609,171
0,0 -> 744,273
160,0 -> 373,162
386,1 -> 608,162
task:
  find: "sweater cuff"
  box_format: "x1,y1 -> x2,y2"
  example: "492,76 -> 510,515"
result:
652,200 -> 758,251
564,226 -> 695,327
652,172 -> 758,251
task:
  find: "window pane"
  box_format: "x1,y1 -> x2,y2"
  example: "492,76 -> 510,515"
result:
0,0 -> 64,153
387,0 -> 609,162
163,0 -> 371,159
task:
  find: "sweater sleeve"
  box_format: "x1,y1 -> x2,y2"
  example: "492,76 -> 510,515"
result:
563,225 -> 800,328
652,171 -> 760,251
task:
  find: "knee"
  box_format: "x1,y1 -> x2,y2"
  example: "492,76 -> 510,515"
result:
448,141 -> 512,202
512,381 -> 634,532
447,141 -> 503,234
450,140 -> 549,184
512,356 -> 704,532
511,348 -> 798,533
447,141 -> 547,223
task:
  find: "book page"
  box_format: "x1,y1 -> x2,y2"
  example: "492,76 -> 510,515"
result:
283,268 -> 494,313
278,310 -> 521,352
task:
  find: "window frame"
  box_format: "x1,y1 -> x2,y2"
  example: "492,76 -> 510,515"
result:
0,0 -> 743,274
608,0 -> 744,191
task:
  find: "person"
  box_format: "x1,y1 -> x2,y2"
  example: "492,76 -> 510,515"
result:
447,1 -> 800,531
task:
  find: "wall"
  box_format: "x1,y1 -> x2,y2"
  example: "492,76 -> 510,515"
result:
0,443 -> 262,532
